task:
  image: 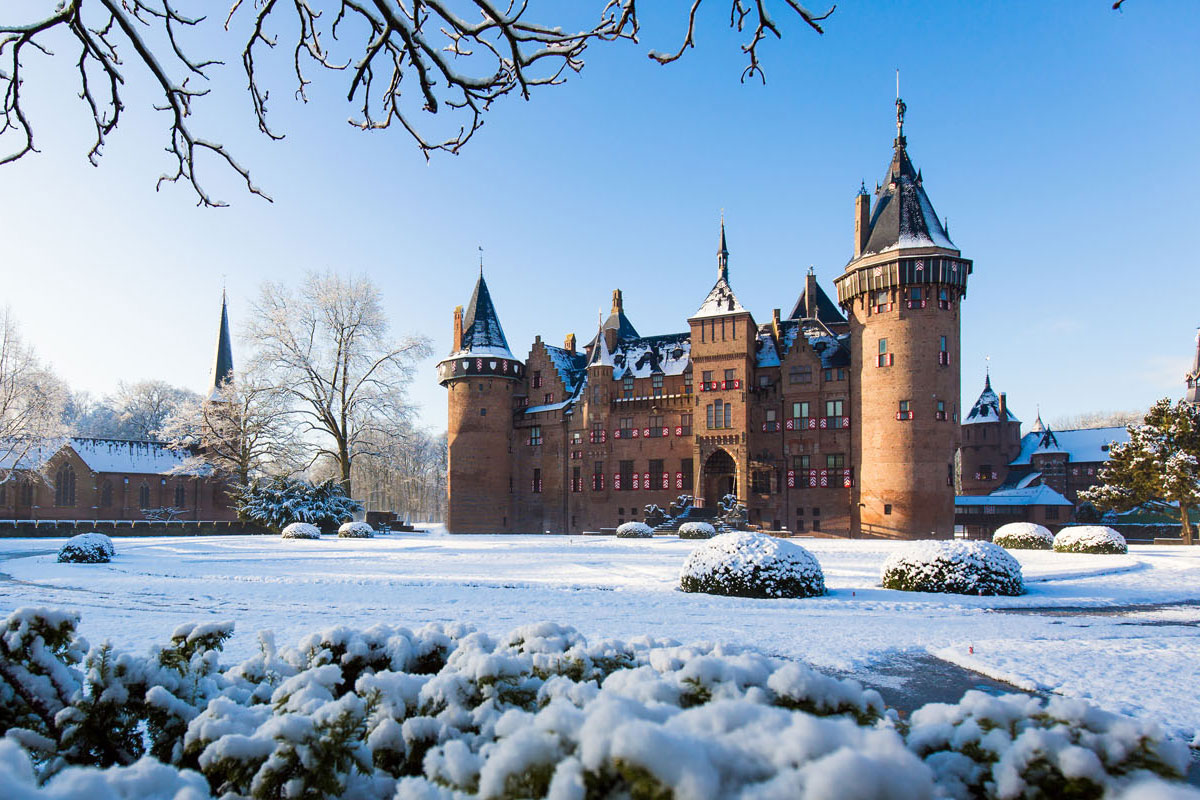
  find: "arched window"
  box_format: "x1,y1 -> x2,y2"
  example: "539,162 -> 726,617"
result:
174,484 -> 186,508
138,483 -> 151,509
55,464 -> 76,507
100,482 -> 113,509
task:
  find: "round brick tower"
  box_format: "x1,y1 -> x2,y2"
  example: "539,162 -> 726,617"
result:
437,272 -> 524,533
834,97 -> 972,539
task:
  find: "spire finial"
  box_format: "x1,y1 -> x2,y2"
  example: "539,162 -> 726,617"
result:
478,246 -> 484,277
717,212 -> 729,281
894,69 -> 906,147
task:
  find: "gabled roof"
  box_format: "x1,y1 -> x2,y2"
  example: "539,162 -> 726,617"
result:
0,437 -> 208,476
776,320 -> 851,368
964,375 -> 1019,425
209,292 -> 235,401
457,273 -> 514,359
1009,426 -> 1130,466
860,102 -> 957,258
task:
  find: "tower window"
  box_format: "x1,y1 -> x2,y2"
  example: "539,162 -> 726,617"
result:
877,339 -> 893,367
480,408 -> 487,416
707,400 -> 731,429
684,370 -> 693,393
544,393 -> 553,404
936,400 -> 947,420
898,400 -> 913,420
884,504 -> 893,515
532,469 -> 542,493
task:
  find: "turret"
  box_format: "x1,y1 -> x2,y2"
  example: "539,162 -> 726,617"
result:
208,291 -> 235,401
834,97 -> 971,538
1186,328 -> 1200,405
438,272 -> 524,533
960,374 -> 1023,495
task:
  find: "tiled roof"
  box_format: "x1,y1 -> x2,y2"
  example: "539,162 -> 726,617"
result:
1009,426 -> 1129,466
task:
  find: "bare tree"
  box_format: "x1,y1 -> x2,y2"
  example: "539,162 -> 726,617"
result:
246,271 -> 430,498
0,309 -> 66,481
156,371 -> 302,487
1050,409 -> 1148,431
0,2 -> 832,205
352,425 -> 447,522
109,380 -> 200,440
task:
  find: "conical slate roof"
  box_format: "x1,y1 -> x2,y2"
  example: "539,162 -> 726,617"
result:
458,273 -> 514,358
861,102 -> 957,257
964,375 -> 1019,425
208,292 -> 235,401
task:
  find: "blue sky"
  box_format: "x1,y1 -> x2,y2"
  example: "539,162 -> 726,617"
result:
1,1 -> 1197,434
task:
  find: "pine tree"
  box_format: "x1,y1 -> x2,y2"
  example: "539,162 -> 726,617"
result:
1081,398 -> 1200,546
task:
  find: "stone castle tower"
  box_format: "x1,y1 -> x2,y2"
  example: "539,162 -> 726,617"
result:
834,96 -> 972,537
436,273 -> 525,533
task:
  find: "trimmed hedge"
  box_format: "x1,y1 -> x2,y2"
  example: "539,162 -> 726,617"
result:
281,522 -> 322,540
680,531 -> 826,599
678,521 -> 716,540
881,540 -> 1024,596
57,533 -> 115,564
337,521 -> 375,538
1054,525 -> 1128,554
993,522 -> 1054,550
615,522 -> 653,538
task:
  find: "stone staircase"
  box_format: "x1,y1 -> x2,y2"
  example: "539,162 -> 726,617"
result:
652,506 -> 735,535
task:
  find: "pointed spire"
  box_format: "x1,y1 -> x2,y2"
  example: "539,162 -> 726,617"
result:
208,291 -> 235,401
587,322 -> 614,369
717,212 -> 729,281
1031,406 -> 1046,434
458,272 -> 514,358
1186,327 -> 1200,404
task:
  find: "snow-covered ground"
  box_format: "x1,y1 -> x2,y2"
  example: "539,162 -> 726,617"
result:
1,532 -> 1198,743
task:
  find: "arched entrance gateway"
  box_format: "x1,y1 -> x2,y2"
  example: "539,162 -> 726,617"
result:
701,449 -> 737,508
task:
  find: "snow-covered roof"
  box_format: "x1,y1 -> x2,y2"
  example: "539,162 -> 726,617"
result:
543,344 -> 587,395
691,276 -> 747,319
788,275 -> 846,326
0,437 -> 206,476
1009,426 -> 1130,466
860,129 -> 957,258
586,328 -> 614,369
524,400 -> 571,415
776,321 -> 850,369
955,485 -> 1073,508
964,376 -> 1020,425
755,329 -> 781,368
453,274 -> 515,359
612,333 -> 690,379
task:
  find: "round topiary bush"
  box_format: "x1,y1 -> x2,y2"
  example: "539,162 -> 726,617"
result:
680,531 -> 825,599
1053,525 -> 1127,554
678,521 -> 716,540
57,533 -> 115,564
881,540 -> 1024,596
337,521 -> 375,538
992,522 -> 1054,550
281,522 -> 322,540
615,522 -> 653,538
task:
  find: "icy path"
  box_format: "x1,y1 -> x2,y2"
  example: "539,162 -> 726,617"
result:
1,534 -> 1198,741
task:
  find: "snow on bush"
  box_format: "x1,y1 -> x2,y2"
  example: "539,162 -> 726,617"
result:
337,521 -> 375,538
881,540 -> 1024,596
615,521 -> 653,538
0,608 -> 1192,800
907,690 -> 1190,800
233,476 -> 361,532
680,531 -> 826,599
1054,525 -> 1128,555
678,521 -> 716,540
992,522 -> 1054,551
280,522 -> 321,540
56,533 -> 115,564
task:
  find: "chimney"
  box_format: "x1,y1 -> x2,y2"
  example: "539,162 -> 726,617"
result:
612,289 -> 623,315
999,392 -> 1008,422
854,191 -> 871,258
805,269 -> 818,319
452,305 -> 463,352
564,333 -> 576,352
771,308 -> 781,341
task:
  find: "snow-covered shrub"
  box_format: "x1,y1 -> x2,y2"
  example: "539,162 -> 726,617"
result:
881,540 -> 1024,596
680,531 -> 826,599
992,522 -> 1054,550
678,521 -> 716,540
233,476 -> 362,532
338,521 -> 375,538
281,522 -> 321,539
0,607 -> 1193,800
1054,525 -> 1128,554
615,521 -> 653,538
56,533 -> 115,564
908,690 -> 1189,799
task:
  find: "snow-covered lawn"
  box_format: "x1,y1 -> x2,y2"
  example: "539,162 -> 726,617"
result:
1,532 -> 1198,742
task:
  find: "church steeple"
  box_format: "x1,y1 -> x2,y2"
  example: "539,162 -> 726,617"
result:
208,291 -> 235,401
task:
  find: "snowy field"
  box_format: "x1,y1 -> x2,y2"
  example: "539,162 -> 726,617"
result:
1,532 -> 1198,744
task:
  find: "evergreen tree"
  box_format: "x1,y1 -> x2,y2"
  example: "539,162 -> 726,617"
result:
1081,398 -> 1200,546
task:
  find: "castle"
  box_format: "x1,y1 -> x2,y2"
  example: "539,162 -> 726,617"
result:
438,99 -> 975,538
